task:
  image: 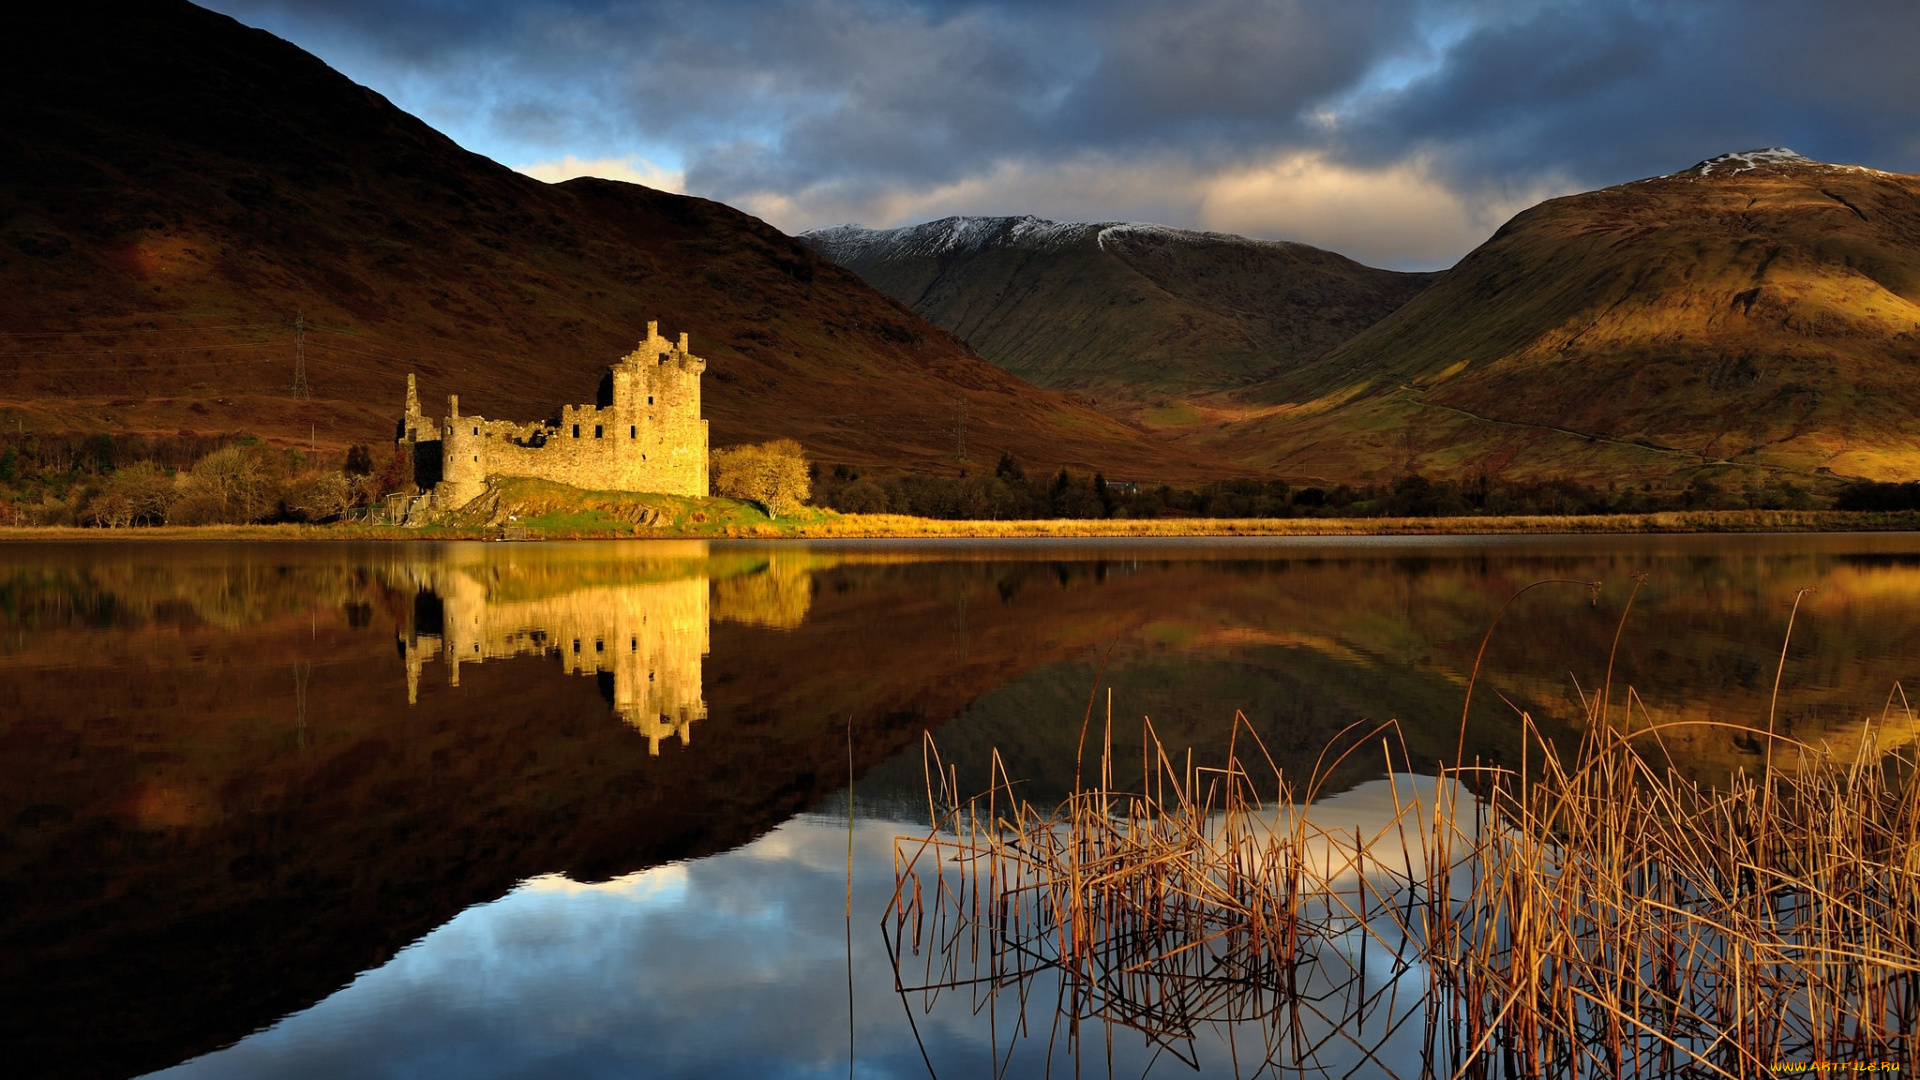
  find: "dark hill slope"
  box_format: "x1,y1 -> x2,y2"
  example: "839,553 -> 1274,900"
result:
803,216 -> 1434,415
1219,150 -> 1920,483
0,0 -> 1219,480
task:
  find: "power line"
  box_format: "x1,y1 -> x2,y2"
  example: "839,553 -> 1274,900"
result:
0,341 -> 281,360
306,326 -> 555,367
301,339 -> 418,364
0,349 -> 396,375
0,323 -> 260,339
291,313 -> 310,400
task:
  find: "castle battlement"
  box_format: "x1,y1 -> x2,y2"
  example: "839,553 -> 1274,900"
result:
399,322 -> 710,509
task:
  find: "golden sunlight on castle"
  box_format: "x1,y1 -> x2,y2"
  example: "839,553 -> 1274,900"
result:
404,572 -> 710,754
398,321 -> 708,513
395,554 -> 815,753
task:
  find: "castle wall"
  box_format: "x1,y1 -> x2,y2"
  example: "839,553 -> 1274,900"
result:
404,572 -> 709,755
400,322 -> 710,511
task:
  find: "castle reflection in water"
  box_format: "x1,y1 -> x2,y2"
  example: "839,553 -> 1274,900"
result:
396,550 -> 811,753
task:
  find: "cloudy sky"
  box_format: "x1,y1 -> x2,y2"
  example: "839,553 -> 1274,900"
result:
202,0 -> 1920,269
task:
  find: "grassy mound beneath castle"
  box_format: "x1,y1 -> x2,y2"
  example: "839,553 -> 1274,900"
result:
441,476 -> 844,538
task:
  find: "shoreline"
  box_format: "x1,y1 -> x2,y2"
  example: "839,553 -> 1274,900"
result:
3,509 -> 1920,541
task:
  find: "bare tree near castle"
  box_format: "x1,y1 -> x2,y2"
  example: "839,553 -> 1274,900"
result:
712,439 -> 811,517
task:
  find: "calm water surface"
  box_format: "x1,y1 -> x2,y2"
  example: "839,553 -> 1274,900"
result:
5,534 -> 1920,1079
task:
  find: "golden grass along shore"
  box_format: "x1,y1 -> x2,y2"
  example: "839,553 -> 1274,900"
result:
4,507 -> 1920,542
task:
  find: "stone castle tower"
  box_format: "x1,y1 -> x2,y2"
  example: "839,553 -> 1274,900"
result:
399,322 -> 708,508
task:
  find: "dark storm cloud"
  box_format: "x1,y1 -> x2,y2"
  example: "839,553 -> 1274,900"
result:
201,0 -> 1920,265
204,0 -> 1429,174
1353,0 -> 1920,187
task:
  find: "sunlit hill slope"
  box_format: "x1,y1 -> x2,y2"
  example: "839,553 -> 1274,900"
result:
1214,150 -> 1920,485
0,0 -> 1222,481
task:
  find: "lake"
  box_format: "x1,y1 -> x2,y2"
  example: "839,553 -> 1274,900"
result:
4,534 -> 1919,1078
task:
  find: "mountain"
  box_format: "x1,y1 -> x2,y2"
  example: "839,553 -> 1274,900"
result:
0,0 -> 1223,481
801,216 -> 1434,418
1214,150 -> 1920,485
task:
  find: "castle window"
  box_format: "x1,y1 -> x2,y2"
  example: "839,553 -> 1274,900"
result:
473,427 -> 479,436
648,395 -> 653,404
630,426 -> 636,439
595,424 -> 603,439
595,640 -> 603,653
473,455 -> 479,462
572,640 -> 580,653
630,638 -> 636,651
572,424 -> 580,438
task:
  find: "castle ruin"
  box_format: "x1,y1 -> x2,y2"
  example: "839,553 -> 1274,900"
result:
391,549 -> 816,755
401,568 -> 710,755
399,321 -> 708,510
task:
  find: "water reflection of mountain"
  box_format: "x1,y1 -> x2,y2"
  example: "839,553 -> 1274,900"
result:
3,537 -> 1920,1079
0,544 -> 856,1080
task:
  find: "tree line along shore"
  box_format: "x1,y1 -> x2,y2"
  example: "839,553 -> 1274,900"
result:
2,430 -> 1917,535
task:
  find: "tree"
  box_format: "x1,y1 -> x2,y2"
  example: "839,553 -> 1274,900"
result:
288,471 -> 354,522
86,462 -> 177,527
344,444 -> 375,477
1047,468 -> 1102,519
369,444 -> 411,499
172,443 -> 282,523
86,433 -> 116,475
1093,472 -> 1115,516
711,439 -> 812,517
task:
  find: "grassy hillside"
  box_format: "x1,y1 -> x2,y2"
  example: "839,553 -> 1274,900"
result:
0,0 -> 1226,482
1207,150 -> 1920,485
803,217 -> 1434,414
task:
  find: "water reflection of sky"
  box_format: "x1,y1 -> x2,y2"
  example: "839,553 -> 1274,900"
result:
146,818 -> 927,1079
12,535 -> 1919,1078
151,780 -> 1442,1080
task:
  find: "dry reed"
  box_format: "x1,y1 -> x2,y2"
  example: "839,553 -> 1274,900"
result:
888,588 -> 1920,1076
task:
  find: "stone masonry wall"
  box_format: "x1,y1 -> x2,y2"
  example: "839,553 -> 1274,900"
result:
402,322 -> 709,510
402,570 -> 709,755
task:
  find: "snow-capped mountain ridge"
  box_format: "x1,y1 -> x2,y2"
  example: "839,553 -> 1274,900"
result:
1675,148 -> 1888,179
797,214 -> 1434,407
801,216 -> 1310,264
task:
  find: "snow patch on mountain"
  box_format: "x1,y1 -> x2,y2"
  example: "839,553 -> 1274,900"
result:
803,216 -> 1306,264
1671,148 -> 1889,179
1093,222 -> 1215,250
1691,148 -> 1812,176
803,216 -> 1094,262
